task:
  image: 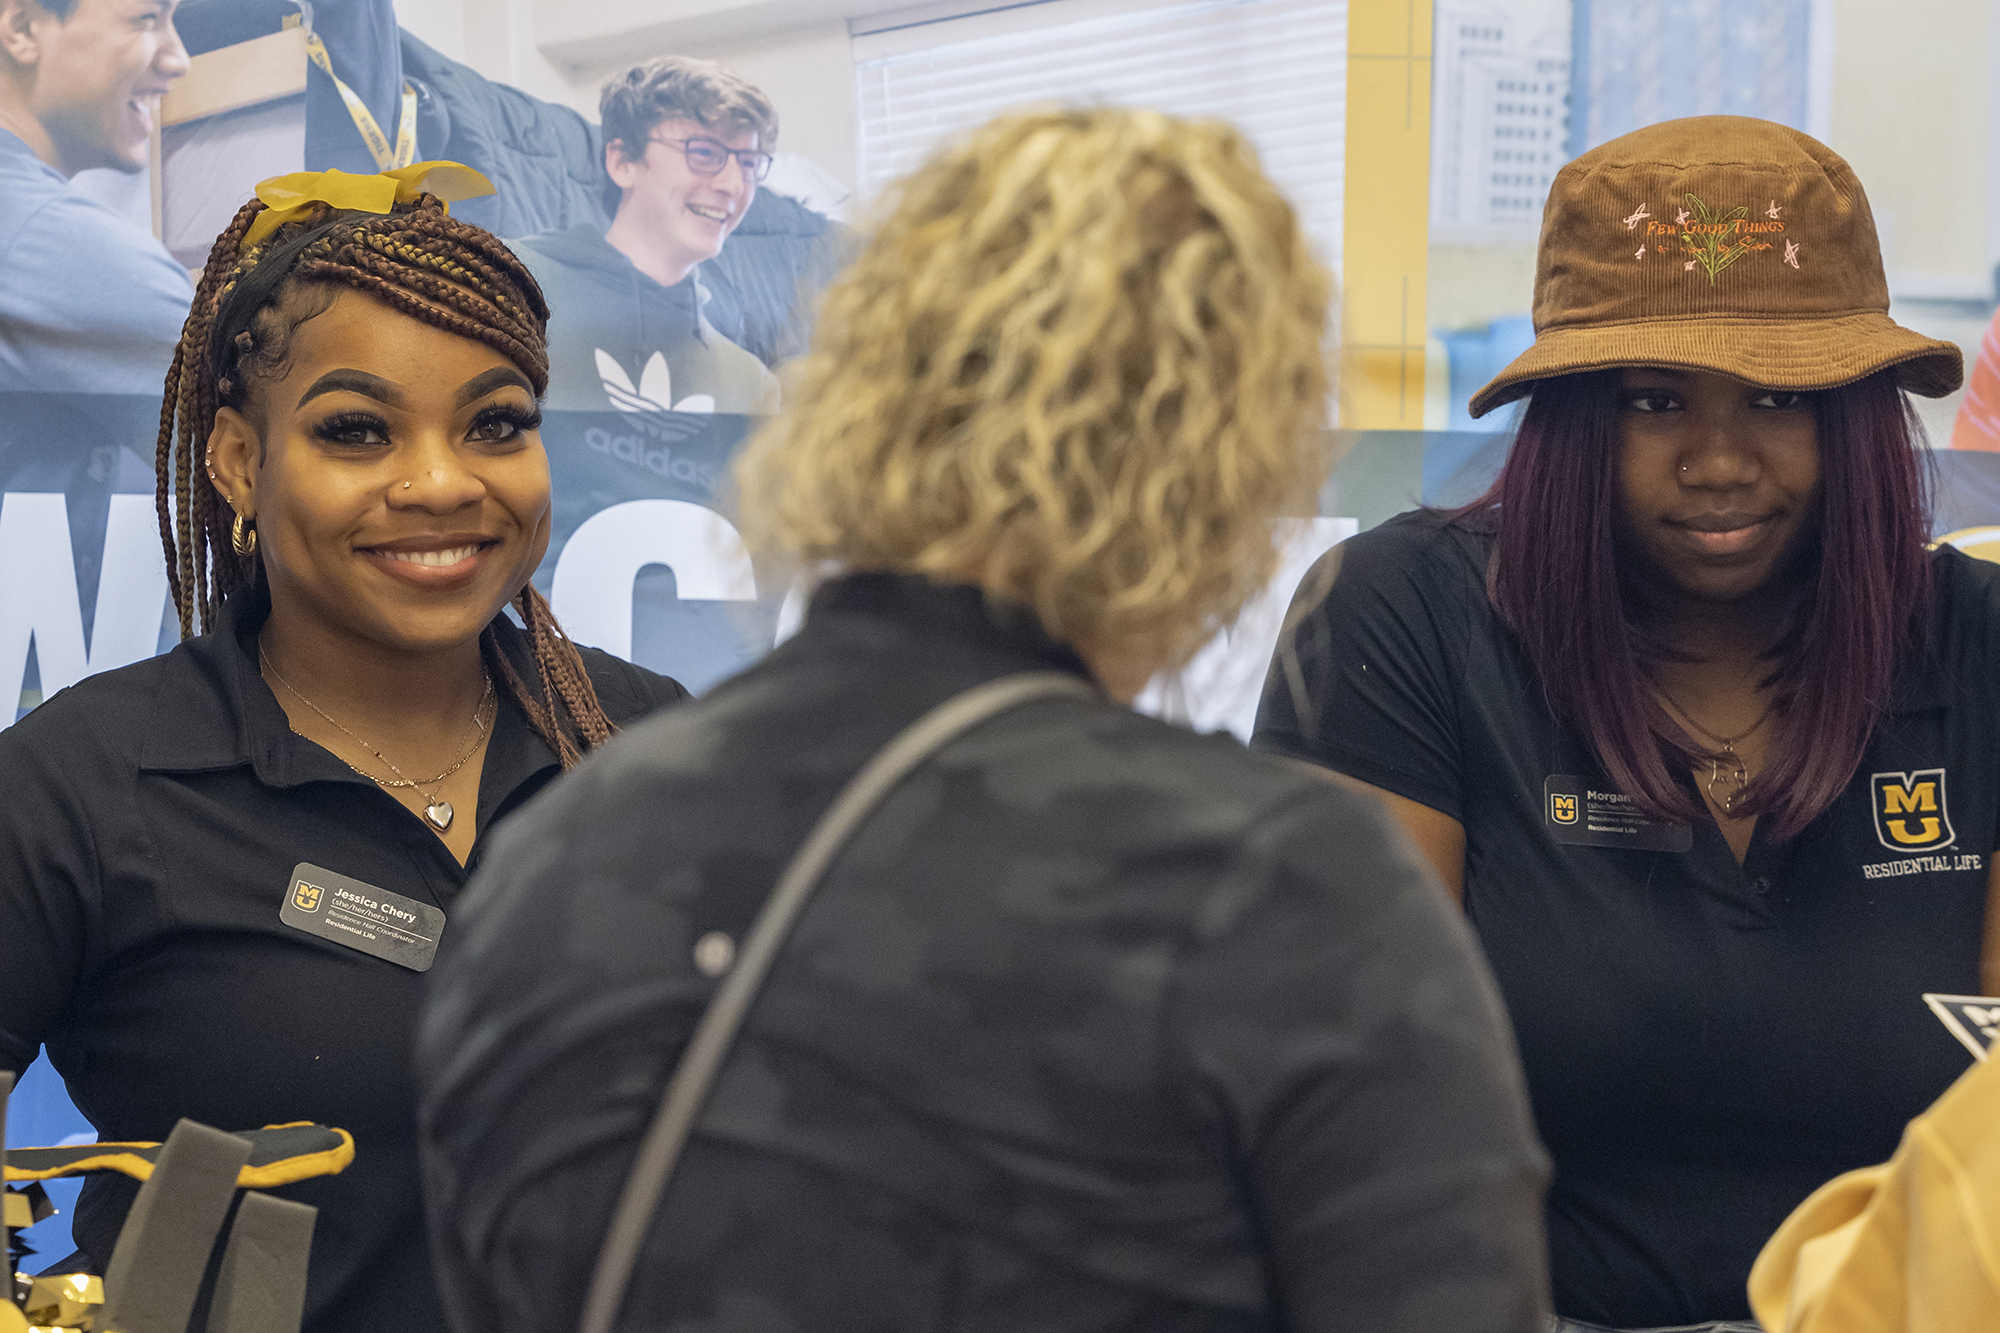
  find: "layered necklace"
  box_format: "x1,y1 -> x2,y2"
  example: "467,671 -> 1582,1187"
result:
260,645 -> 496,832
1658,692 -> 1771,815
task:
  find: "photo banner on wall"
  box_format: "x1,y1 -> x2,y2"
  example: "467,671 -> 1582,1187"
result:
0,395 -> 1435,728
3,0 -> 1396,739
11,0 -> 2000,737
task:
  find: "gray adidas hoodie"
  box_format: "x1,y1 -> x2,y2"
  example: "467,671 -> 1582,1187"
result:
511,224 -> 780,415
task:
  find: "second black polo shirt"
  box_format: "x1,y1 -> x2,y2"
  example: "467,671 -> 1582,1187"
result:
0,584 -> 686,1333
1255,508 -> 1998,1326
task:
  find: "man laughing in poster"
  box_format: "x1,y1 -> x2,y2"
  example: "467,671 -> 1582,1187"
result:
514,56 -> 780,417
0,0 -> 193,394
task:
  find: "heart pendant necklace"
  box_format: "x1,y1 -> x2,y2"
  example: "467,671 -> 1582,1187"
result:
260,645 -> 494,833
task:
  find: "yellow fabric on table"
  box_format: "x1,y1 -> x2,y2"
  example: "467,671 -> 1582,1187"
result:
1749,1052 -> 2000,1332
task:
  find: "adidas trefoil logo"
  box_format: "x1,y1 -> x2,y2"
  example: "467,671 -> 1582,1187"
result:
595,349 -> 716,416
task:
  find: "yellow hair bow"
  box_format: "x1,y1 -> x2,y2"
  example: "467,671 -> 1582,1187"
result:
242,160 -> 496,249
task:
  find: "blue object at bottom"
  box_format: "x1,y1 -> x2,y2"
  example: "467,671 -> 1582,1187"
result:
10,1053 -> 92,1257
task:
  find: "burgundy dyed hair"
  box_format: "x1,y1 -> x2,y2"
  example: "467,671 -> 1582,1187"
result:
1475,369 -> 1932,842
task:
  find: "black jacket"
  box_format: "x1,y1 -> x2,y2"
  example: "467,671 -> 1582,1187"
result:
418,573 -> 1552,1332
0,585 -> 686,1332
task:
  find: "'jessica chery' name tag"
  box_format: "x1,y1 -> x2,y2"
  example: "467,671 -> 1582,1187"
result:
279,862 -> 445,972
1543,775 -> 1693,853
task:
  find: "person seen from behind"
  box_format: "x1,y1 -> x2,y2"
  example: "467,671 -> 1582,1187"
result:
417,106 -> 1552,1333
1256,116 -> 1991,1332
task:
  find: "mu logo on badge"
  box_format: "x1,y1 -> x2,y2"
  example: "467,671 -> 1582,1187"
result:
291,879 -> 324,913
1549,792 -> 1579,825
1871,770 -> 1955,853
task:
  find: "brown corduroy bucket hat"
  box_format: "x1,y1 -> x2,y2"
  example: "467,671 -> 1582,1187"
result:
1468,115 -> 1963,419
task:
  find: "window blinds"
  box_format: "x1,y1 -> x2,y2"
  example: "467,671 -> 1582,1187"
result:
855,0 -> 1348,269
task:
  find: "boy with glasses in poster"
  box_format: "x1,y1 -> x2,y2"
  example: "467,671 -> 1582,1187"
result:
513,56 -> 780,417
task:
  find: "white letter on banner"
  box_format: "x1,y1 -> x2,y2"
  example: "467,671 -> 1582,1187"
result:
550,500 -> 758,660
89,495 -> 171,673
0,494 -> 87,713
0,493 -> 171,724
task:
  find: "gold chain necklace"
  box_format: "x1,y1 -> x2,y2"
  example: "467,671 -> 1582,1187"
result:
259,645 -> 495,832
1658,691 -> 1771,814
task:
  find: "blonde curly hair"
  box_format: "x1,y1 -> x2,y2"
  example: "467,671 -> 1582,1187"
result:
732,106 -> 1334,664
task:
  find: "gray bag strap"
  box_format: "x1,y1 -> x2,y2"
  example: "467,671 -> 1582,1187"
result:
577,670 -> 1098,1333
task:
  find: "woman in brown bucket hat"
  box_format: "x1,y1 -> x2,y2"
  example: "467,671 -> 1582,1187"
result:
1257,116 -> 1994,1331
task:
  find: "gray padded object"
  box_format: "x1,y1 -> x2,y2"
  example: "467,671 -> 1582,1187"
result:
100,1118 -> 253,1333
207,1190 -> 318,1333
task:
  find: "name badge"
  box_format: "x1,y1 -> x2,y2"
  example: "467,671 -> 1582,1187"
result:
280,862 -> 444,972
1543,775 -> 1692,853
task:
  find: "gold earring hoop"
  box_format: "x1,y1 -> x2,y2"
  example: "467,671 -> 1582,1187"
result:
231,513 -> 258,556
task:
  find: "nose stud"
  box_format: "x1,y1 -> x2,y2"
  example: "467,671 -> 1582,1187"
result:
402,481 -> 412,489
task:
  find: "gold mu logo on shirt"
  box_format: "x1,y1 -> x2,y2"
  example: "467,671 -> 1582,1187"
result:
1871,769 -> 1955,854
292,879 -> 324,913
1549,792 -> 1579,825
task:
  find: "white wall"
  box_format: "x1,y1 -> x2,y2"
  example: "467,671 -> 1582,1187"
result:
396,0 -> 467,61
397,0 -> 623,115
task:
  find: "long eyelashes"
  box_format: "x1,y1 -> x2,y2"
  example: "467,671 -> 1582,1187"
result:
469,404 -> 543,442
312,410 -> 389,446
307,404 -> 543,447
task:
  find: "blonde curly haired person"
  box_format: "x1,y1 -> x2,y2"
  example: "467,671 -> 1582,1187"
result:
734,106 -> 1334,693
418,106 -> 1551,1333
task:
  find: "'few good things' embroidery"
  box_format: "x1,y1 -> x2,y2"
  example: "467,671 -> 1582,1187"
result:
1625,193 -> 1796,278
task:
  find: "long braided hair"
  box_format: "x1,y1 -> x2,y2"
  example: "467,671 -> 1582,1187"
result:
156,192 -> 614,767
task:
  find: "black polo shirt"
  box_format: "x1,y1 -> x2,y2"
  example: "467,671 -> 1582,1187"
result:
417,572 -> 1553,1333
0,585 -> 686,1333
1254,508 -> 2000,1326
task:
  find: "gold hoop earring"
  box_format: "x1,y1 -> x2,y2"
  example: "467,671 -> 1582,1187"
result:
231,513 -> 258,556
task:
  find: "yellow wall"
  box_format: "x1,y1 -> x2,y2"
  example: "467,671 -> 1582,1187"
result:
1828,0 -> 1991,296
1343,0 -> 1433,429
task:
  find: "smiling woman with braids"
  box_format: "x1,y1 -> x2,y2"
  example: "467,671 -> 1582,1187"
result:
0,163 -> 687,1331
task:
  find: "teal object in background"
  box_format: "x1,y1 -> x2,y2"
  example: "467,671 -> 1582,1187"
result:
1437,316 -> 1536,433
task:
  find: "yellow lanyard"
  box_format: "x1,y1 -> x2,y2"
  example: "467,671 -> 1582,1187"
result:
300,29 -> 417,170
